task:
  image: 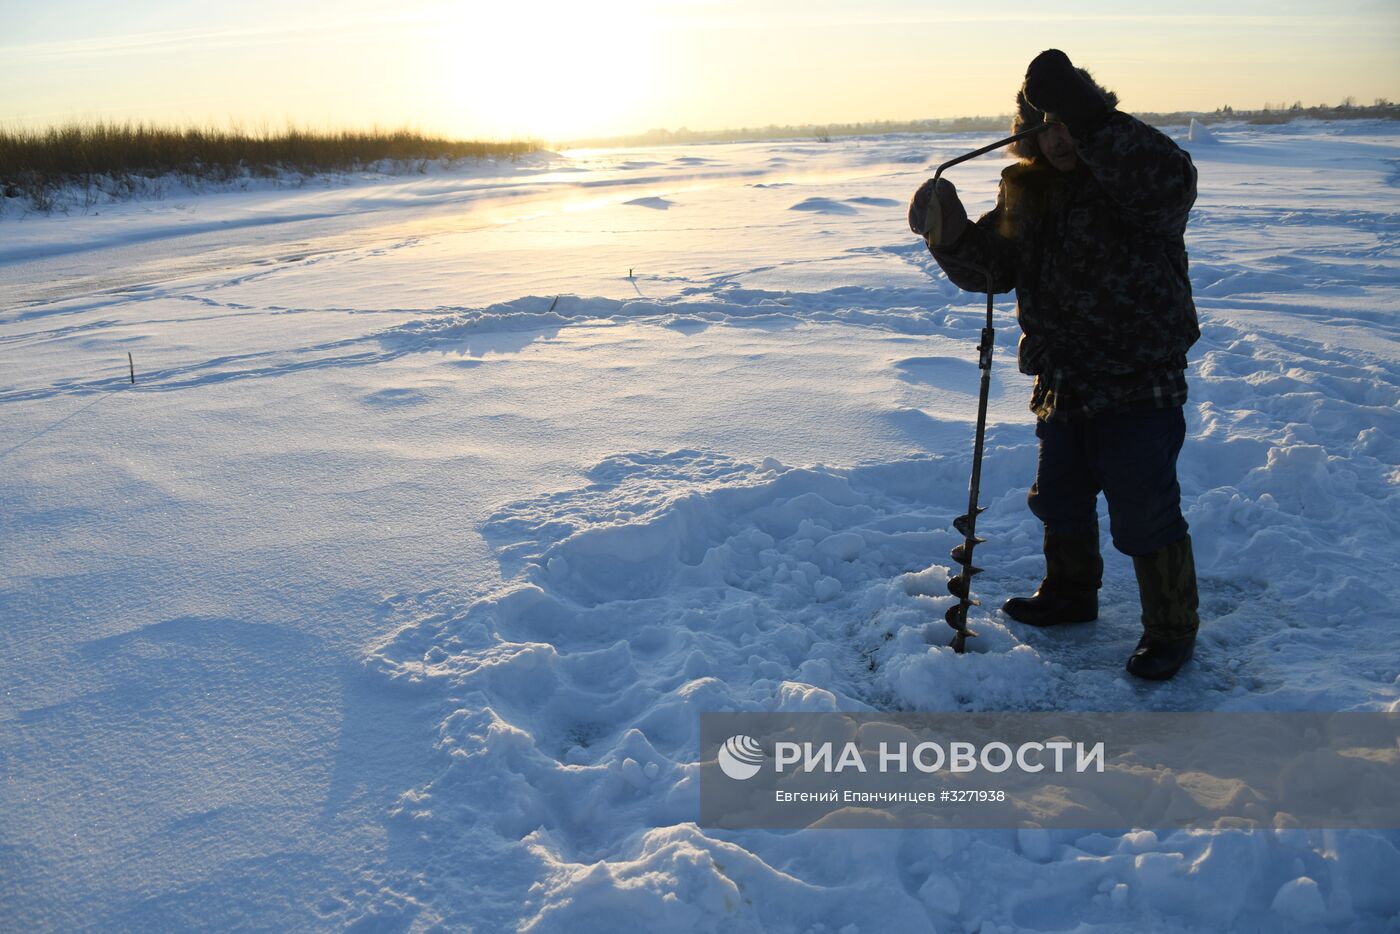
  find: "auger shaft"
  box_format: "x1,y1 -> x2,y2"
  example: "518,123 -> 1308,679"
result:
945,274 -> 996,652
930,122 -> 1052,653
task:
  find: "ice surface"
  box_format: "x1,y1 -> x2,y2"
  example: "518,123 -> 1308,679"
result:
2,122 -> 1397,931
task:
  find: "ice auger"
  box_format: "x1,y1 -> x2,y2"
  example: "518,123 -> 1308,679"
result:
929,124 -> 1051,653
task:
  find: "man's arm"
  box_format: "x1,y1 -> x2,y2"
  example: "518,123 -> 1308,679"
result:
930,184 -> 1018,294
1075,112 -> 1198,234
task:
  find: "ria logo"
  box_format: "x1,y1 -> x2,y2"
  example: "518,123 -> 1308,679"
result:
718,734 -> 765,780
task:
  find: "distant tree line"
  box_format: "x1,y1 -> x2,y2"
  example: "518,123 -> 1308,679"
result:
566,116 -> 1012,149
1222,97 -> 1397,125
563,99 -> 1400,148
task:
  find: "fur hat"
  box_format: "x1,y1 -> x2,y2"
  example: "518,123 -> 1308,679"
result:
1009,68 -> 1119,161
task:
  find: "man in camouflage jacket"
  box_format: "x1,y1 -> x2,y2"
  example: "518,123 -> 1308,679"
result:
909,50 -> 1202,680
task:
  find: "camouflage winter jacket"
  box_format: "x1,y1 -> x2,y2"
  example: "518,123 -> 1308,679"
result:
931,112 -> 1200,420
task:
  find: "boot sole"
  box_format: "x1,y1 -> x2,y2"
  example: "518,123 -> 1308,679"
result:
1126,647 -> 1194,681
1126,662 -> 1185,681
1006,614 -> 1098,628
1001,603 -> 1098,628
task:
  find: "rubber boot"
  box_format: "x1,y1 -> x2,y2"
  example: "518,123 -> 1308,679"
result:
1002,523 -> 1102,627
1126,534 -> 1200,681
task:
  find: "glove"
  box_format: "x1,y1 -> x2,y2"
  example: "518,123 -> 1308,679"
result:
1022,49 -> 1110,136
908,177 -> 968,248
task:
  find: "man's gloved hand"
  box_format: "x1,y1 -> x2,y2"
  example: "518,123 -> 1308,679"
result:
908,177 -> 968,248
1022,49 -> 1110,136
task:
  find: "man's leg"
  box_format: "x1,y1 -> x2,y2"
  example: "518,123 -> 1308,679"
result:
1004,417 -> 1104,627
1090,406 -> 1200,680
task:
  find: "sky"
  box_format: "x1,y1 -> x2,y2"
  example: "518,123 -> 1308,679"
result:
3,0 -> 1398,141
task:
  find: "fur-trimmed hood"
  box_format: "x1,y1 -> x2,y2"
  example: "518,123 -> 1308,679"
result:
1009,69 -> 1119,161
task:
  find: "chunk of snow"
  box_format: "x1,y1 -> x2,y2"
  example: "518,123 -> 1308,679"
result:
1189,117 -> 1221,144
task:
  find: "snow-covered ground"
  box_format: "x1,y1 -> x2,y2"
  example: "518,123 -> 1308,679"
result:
2,120 -> 1397,931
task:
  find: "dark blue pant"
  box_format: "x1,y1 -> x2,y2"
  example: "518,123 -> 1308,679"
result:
1027,406 -> 1189,557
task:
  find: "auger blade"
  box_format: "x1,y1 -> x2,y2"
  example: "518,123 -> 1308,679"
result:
949,628 -> 977,652
949,538 -> 986,565
944,603 -> 965,630
950,548 -> 984,576
952,508 -> 987,537
946,574 -> 980,602
946,607 -> 980,644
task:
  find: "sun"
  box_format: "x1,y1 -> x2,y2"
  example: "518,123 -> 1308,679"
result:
431,1 -> 663,141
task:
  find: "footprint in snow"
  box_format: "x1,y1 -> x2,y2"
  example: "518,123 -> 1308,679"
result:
788,197 -> 899,214
894,356 -> 981,393
788,197 -> 860,215
624,196 -> 674,210
361,387 -> 429,406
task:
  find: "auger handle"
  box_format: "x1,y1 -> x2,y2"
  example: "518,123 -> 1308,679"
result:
924,122 -> 1050,260
931,123 -> 1052,185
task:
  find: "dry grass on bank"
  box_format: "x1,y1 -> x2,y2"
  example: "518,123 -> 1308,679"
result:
0,122 -> 539,213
